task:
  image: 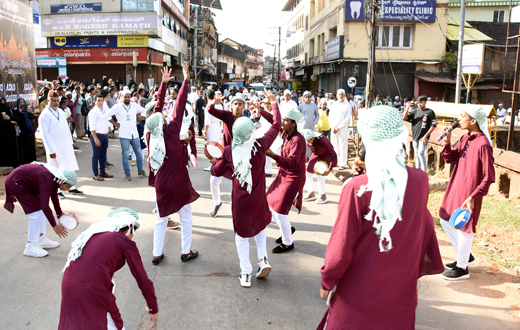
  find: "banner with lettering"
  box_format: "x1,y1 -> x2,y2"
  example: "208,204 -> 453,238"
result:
0,0 -> 38,108
345,0 -> 436,23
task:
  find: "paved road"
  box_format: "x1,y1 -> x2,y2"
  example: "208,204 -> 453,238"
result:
1,136 -> 518,329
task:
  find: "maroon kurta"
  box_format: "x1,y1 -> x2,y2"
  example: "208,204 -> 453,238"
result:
211,104 -> 282,237
266,129 -> 306,215
4,164 -> 62,226
59,231 -> 158,330
207,104 -> 235,147
318,167 -> 444,330
306,136 -> 337,174
147,80 -> 200,217
439,132 -> 495,233
181,124 -> 197,166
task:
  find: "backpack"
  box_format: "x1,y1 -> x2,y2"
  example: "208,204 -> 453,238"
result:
81,97 -> 90,116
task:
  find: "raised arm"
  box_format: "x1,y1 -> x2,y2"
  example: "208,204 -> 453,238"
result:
258,91 -> 281,149
153,67 -> 174,114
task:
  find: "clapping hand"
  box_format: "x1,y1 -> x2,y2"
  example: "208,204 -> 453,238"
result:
209,93 -> 224,106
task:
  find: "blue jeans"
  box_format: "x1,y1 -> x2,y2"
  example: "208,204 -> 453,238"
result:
120,137 -> 143,174
90,134 -> 108,176
412,139 -> 428,172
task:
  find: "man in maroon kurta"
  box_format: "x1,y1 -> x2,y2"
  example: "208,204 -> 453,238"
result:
206,93 -> 247,217
302,129 -> 337,204
266,108 -> 306,253
318,105 -> 443,329
59,208 -> 158,330
147,65 -> 200,264
439,107 -> 495,280
211,91 -> 282,287
4,163 -> 72,257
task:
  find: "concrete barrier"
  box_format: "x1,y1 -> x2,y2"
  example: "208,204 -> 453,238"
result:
404,121 -> 520,199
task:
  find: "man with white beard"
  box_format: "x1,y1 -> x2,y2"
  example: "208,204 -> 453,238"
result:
328,89 -> 352,169
279,89 -> 298,111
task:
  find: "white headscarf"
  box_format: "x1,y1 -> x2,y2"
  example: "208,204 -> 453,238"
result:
463,106 -> 492,145
145,113 -> 166,174
31,161 -> 77,186
281,106 -> 305,132
357,106 -> 409,252
63,208 -> 140,271
232,117 -> 259,194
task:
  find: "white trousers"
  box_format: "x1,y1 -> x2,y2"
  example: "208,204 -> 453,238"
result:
330,129 -> 349,167
153,203 -> 193,256
305,171 -> 326,196
265,155 -> 272,175
441,219 -> 474,269
210,175 -> 222,205
207,124 -> 220,143
131,147 -> 146,161
270,206 -> 293,246
107,313 -> 125,330
235,229 -> 267,275
27,210 -> 46,244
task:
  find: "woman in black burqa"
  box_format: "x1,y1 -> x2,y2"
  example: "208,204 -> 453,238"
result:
16,98 -> 37,165
0,97 -> 20,167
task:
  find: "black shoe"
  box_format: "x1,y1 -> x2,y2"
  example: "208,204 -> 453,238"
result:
181,250 -> 199,262
442,266 -> 469,281
276,226 -> 296,244
105,161 -> 114,167
272,243 -> 294,253
445,253 -> 476,270
152,254 -> 164,265
210,202 -> 223,218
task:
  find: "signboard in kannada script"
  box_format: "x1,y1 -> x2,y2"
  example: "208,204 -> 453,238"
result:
0,0 -> 38,109
345,0 -> 436,23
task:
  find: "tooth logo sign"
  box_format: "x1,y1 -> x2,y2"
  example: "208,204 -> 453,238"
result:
351,1 -> 362,20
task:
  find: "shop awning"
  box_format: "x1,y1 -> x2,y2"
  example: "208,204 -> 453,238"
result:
417,75 -> 456,84
446,20 -> 493,42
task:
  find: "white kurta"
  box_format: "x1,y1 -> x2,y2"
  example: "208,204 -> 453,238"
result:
328,100 -> 352,167
39,106 -> 79,170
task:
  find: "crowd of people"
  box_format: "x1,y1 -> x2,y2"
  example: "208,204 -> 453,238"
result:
2,62 -> 497,329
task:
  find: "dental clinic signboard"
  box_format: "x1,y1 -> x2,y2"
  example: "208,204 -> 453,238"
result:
345,0 -> 436,23
40,12 -> 160,36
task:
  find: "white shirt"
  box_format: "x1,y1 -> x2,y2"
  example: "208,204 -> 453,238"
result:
279,99 -> 298,111
497,108 -> 506,117
205,103 -> 222,126
328,99 -> 352,130
188,92 -> 199,105
104,102 -> 145,139
224,89 -> 230,98
89,106 -> 110,134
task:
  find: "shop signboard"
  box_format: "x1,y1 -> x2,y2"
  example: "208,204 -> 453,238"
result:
462,43 -> 485,74
50,3 -> 102,14
324,36 -> 344,62
36,48 -> 163,65
0,0 -> 38,106
345,0 -> 436,23
50,36 -> 117,48
41,13 -> 160,36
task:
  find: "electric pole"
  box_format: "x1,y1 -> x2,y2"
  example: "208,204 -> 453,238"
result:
278,26 -> 281,87
365,0 -> 378,106
454,0 -> 466,103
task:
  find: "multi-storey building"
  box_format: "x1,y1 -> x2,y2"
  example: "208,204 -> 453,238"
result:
34,0 -> 190,84
188,3 -> 220,86
281,0 -> 309,91
281,0 -> 449,99
216,38 -> 263,86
